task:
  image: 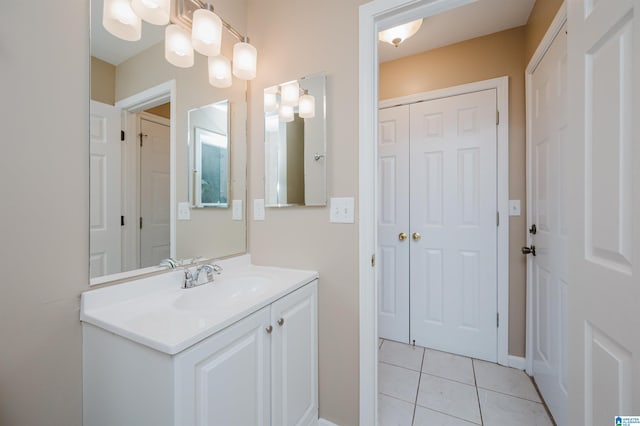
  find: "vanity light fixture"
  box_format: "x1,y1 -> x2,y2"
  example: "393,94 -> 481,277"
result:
265,81 -> 316,121
102,0 -> 257,88
378,18 -> 423,47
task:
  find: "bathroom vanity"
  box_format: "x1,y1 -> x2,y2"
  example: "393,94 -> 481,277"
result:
81,255 -> 318,426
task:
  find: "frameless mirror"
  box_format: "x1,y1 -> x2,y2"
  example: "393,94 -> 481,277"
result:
89,0 -> 247,282
264,73 -> 326,207
188,101 -> 230,208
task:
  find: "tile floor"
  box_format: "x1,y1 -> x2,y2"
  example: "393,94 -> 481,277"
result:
378,339 -> 555,426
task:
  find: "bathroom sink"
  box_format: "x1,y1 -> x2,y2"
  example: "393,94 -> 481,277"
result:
173,275 -> 272,312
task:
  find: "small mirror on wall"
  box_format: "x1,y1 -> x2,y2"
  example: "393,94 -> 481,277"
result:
189,100 -> 230,208
264,73 -> 326,207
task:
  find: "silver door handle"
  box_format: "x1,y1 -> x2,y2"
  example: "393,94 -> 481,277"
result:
521,246 -> 536,256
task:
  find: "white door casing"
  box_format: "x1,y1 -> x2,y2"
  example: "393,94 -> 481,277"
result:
528,17 -> 569,426
139,116 -> 171,268
377,105 -> 411,343
409,89 -> 498,362
568,0 -> 640,424
89,100 -> 122,278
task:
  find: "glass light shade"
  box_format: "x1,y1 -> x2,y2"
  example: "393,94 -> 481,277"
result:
192,9 -> 222,57
280,81 -> 300,107
131,0 -> 170,25
103,0 -> 141,41
165,24 -> 194,68
264,92 -> 278,113
279,105 -> 294,123
232,42 -> 257,80
298,93 -> 315,118
208,55 -> 232,88
265,115 -> 279,133
378,18 -> 423,47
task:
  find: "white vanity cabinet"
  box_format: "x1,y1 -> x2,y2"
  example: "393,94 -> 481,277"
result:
83,277 -> 318,426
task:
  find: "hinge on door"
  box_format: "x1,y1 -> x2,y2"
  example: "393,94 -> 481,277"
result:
497,211 -> 500,226
496,110 -> 500,125
497,313 -> 500,328
121,216 -> 125,226
139,217 -> 143,229
121,130 -> 125,141
371,254 -> 376,267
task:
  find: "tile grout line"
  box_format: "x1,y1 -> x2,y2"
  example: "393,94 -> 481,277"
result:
411,348 -> 425,426
476,385 -> 545,404
472,360 -> 484,425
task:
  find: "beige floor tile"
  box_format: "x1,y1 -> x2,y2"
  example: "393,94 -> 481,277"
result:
473,359 -> 541,402
378,362 -> 421,403
413,406 -> 480,425
478,388 -> 553,426
378,394 -> 414,426
422,349 -> 475,385
416,374 -> 481,424
379,340 -> 425,372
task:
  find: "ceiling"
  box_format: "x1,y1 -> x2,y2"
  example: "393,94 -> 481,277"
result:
378,0 -> 536,63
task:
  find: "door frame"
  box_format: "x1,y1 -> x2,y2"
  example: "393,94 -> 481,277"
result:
379,77 -> 510,364
524,2 -> 567,376
359,1 -> 497,422
119,80 -> 176,274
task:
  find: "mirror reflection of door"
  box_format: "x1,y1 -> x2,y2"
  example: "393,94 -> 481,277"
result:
138,113 -> 170,268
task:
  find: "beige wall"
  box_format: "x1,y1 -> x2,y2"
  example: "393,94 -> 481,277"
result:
525,0 -> 564,63
247,0 -> 367,424
91,56 -> 116,105
380,27 -> 528,357
0,2 -> 88,425
145,102 -> 171,119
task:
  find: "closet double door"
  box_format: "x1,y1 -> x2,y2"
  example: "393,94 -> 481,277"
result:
378,89 -> 498,361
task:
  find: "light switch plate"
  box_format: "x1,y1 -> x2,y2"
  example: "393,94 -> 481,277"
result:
253,199 -> 265,221
232,199 -> 243,221
178,202 -> 191,220
330,197 -> 355,223
509,199 -> 521,216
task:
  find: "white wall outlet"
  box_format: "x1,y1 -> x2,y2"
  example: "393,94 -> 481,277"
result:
232,199 -> 243,221
509,199 -> 521,216
253,199 -> 265,221
330,197 -> 355,223
178,202 -> 191,220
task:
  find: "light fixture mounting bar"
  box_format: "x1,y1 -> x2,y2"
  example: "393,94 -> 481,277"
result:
190,0 -> 247,42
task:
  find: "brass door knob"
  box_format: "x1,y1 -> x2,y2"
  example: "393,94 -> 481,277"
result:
522,246 -> 536,256
277,318 -> 285,326
399,232 -> 408,241
412,232 -> 421,241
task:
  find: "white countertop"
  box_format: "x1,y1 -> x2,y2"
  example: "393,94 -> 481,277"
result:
81,255 -> 318,355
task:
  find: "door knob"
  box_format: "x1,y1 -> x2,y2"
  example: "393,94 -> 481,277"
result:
521,246 -> 536,256
399,232 -> 408,241
277,318 -> 285,326
412,232 -> 421,241
265,325 -> 273,334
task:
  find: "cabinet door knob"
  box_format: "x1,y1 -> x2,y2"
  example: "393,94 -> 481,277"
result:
412,232 -> 421,241
265,325 -> 273,334
399,232 -> 407,241
277,318 -> 285,326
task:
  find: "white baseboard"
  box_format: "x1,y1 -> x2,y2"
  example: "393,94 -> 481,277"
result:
318,418 -> 340,426
508,355 -> 527,371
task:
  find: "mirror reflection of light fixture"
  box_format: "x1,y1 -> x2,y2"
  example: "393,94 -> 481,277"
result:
264,81 -> 316,121
101,0 -> 257,88
378,18 -> 423,47
208,55 -> 232,88
103,0 -> 142,41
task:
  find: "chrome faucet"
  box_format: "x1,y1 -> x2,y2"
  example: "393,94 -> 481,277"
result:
182,264 -> 223,289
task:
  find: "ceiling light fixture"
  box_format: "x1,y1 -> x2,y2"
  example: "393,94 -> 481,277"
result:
378,18 -> 423,47
102,0 -> 257,88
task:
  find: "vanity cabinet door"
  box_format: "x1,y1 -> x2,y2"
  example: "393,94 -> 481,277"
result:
175,306 -> 271,426
271,280 -> 318,426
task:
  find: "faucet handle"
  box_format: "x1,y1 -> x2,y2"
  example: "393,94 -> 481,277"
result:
160,258 -> 178,269
212,264 -> 223,274
183,268 -> 195,289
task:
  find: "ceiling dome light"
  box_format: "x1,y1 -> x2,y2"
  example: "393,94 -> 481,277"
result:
131,0 -> 170,25
165,24 -> 194,68
298,92 -> 315,119
232,41 -> 257,80
208,55 -> 232,88
103,0 -> 141,41
192,9 -> 222,57
378,18 -> 423,47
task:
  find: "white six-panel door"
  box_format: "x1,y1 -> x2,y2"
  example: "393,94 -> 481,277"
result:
139,116 -> 170,268
89,100 -> 122,278
530,23 -> 569,426
568,0 -> 640,424
378,105 -> 411,342
378,90 -> 498,362
409,90 -> 498,361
